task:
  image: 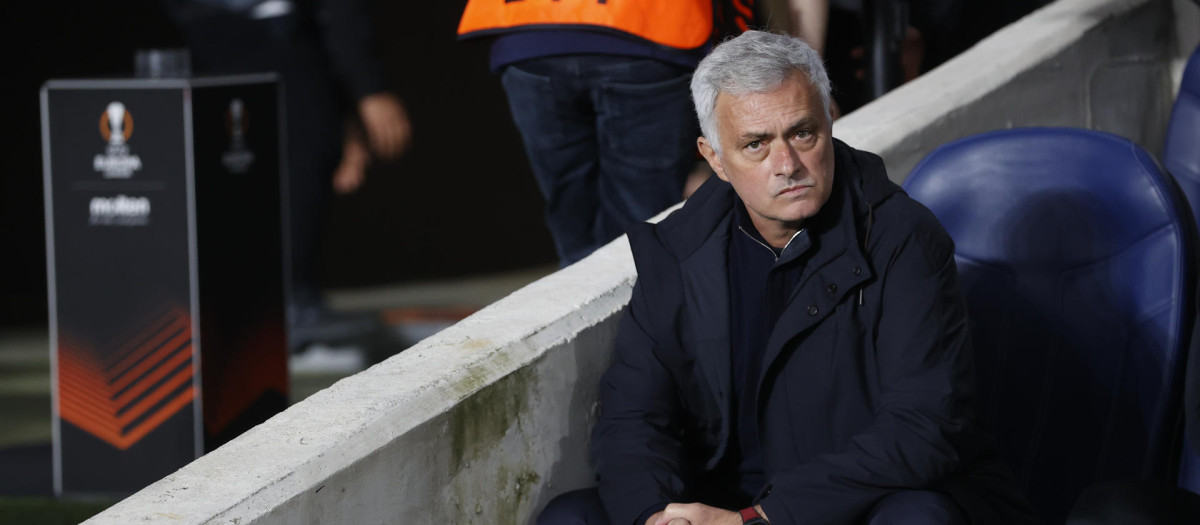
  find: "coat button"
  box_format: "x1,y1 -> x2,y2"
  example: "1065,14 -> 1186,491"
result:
807,305 -> 819,316
827,283 -> 838,294
853,266 -> 862,276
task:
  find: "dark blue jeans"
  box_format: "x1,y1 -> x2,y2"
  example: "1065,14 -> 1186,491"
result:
536,488 -> 968,525
501,55 -> 697,265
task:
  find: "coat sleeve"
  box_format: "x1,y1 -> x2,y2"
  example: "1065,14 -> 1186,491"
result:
591,276 -> 691,525
757,219 -> 983,524
315,0 -> 386,101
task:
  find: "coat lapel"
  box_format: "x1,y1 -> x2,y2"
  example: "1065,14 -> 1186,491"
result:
759,160 -> 875,386
679,214 -> 734,422
665,177 -> 738,459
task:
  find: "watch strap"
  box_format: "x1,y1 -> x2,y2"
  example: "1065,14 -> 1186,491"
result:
739,506 -> 768,524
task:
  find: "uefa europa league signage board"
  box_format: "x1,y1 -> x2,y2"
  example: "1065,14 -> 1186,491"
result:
41,74 -> 289,496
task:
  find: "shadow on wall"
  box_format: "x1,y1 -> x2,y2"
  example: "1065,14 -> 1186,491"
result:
534,324 -> 618,522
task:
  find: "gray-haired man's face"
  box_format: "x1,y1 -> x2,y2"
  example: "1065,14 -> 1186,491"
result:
697,72 -> 835,248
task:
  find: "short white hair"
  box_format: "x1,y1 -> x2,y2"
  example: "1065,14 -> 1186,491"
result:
691,30 -> 832,155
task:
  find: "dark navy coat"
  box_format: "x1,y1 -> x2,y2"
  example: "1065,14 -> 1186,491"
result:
591,140 -> 1033,525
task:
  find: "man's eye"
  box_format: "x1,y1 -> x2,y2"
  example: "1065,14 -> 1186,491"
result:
794,130 -> 812,140
746,140 -> 762,150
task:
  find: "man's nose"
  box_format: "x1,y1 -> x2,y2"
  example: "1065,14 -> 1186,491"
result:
770,140 -> 800,177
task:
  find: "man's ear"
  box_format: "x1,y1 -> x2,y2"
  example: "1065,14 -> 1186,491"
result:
697,136 -> 728,182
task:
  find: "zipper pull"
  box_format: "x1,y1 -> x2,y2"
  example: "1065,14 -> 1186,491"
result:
858,289 -> 864,306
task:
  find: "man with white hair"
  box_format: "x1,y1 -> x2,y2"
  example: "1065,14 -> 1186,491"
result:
538,31 -> 1033,525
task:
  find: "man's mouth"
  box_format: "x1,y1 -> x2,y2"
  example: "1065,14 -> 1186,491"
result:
778,184 -> 812,196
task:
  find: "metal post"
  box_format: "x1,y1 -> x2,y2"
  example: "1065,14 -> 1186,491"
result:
864,0 -> 909,101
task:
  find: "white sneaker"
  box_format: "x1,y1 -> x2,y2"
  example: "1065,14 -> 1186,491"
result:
289,343 -> 366,375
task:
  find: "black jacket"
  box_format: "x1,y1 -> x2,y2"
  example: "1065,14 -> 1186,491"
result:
591,140 -> 1034,525
163,0 -> 385,101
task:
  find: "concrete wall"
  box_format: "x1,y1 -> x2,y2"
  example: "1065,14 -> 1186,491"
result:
836,0 -> 1178,181
1171,0 -> 1200,97
85,0 -> 1188,523
85,242 -> 638,524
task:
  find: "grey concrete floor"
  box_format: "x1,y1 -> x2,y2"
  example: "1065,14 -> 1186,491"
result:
0,264 -> 554,501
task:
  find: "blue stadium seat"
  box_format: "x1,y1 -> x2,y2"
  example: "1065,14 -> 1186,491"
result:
1182,444 -> 1200,494
1166,43 -> 1200,496
902,128 -> 1195,523
1164,44 -> 1200,224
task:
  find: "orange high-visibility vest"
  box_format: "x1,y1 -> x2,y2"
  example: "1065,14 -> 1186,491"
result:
458,0 -> 714,50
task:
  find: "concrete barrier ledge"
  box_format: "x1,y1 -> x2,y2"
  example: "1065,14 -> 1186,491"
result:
85,235 -> 643,524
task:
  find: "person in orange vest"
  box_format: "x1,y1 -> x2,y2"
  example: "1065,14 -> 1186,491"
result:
458,0 -> 740,266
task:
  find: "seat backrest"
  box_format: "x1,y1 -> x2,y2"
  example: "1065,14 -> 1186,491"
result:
1165,45 -> 1200,495
1181,441 -> 1200,493
903,128 -> 1195,523
1164,45 -> 1200,226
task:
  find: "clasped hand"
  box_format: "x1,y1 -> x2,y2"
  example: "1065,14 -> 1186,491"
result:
648,503 -> 744,525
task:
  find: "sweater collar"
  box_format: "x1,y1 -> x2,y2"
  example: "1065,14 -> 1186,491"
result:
732,198 -> 813,266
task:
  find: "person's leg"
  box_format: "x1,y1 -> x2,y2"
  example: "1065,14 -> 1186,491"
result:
824,6 -> 868,114
179,12 -> 346,349
864,491 -> 967,525
501,56 -> 601,266
1066,479 -> 1200,525
591,57 -> 696,246
538,488 -> 611,525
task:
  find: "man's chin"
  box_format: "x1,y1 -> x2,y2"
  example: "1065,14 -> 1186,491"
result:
777,203 -> 821,223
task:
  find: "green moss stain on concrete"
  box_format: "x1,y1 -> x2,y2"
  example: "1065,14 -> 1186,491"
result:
453,465 -> 543,525
513,468 -> 541,504
491,466 -> 543,525
449,365 -> 536,472
446,362 -> 549,525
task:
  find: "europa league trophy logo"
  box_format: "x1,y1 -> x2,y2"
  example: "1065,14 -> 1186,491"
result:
100,101 -> 133,149
222,98 -> 255,173
229,98 -> 246,147
94,101 -> 142,178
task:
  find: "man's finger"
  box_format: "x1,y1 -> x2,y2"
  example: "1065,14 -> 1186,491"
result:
655,515 -> 691,525
655,503 -> 696,525
368,119 -> 410,160
369,124 -> 394,157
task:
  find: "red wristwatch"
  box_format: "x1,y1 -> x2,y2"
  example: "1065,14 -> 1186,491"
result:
739,506 -> 769,524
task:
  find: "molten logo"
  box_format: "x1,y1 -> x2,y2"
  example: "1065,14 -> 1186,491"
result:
89,195 -> 151,226
94,101 -> 143,179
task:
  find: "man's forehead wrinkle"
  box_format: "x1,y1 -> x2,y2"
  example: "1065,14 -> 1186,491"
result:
724,98 -> 812,136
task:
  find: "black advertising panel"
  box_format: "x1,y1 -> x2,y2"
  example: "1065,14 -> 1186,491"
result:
43,83 -> 197,495
42,74 -> 287,497
189,78 -> 289,451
